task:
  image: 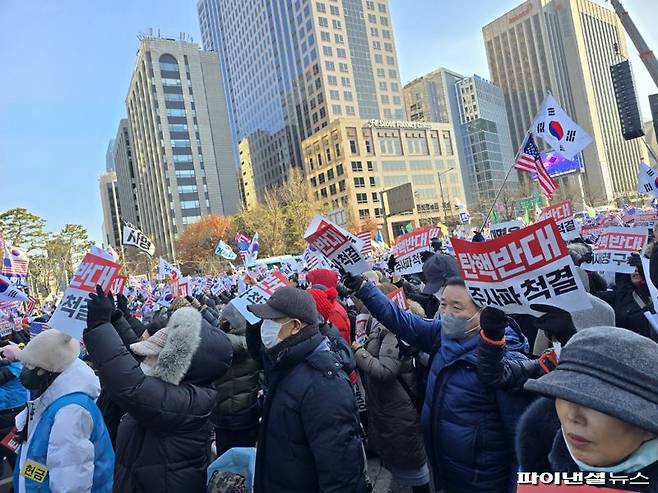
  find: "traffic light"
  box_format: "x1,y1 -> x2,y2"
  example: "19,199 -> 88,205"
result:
610,60 -> 644,140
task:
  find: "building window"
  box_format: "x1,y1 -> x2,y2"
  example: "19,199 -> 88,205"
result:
316,2 -> 326,12
326,148 -> 332,161
336,163 -> 344,175
166,108 -> 186,117
332,104 -> 342,115
332,19 -> 341,29
173,154 -> 193,163
335,143 -> 341,157
372,192 -> 379,202
322,45 -> 333,56
346,105 -> 355,115
369,176 -> 378,187
319,172 -> 326,184
442,131 -> 454,155
318,17 -> 328,27
177,185 -> 198,194
180,200 -> 200,209
321,188 -> 328,198
330,5 -> 339,15
359,209 -> 370,219
175,169 -> 195,178
374,208 -> 383,218
367,161 -> 375,171
321,31 -> 331,42
356,193 -> 368,204
349,140 -> 358,154
311,176 -> 317,187
339,63 -> 349,73
339,180 -> 346,191
327,168 -> 335,180
329,184 -> 337,194
351,161 -> 363,171
337,48 -> 346,58
171,139 -> 191,148
354,177 -> 365,188
343,90 -> 353,101
330,90 -> 340,100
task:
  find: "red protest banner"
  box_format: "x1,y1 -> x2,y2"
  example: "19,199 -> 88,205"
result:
390,226 -> 442,275
257,271 -> 289,296
539,201 -> 574,222
109,275 -> 127,296
580,226 -> 647,274
450,219 -> 589,315
386,287 -> 409,310
70,253 -> 121,294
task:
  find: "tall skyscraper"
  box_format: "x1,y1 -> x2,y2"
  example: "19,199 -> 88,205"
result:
105,139 -> 115,172
483,0 -> 643,206
126,36 -> 240,258
112,118 -> 140,228
99,172 -> 122,249
197,0 -> 405,202
403,68 -> 516,212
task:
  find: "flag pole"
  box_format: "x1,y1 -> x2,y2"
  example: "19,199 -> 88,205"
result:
478,134 -> 527,233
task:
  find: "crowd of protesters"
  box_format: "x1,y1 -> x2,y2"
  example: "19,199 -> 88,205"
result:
0,229 -> 657,493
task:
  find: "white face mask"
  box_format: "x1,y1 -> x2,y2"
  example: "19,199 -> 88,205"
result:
261,319 -> 285,349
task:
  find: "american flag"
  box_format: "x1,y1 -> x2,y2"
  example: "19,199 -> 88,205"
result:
514,133 -> 558,198
24,296 -> 37,317
357,231 -> 372,256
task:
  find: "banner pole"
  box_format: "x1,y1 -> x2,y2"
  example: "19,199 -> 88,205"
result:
479,138 -> 526,233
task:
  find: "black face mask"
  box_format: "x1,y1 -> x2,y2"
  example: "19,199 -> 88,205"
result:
19,368 -> 58,396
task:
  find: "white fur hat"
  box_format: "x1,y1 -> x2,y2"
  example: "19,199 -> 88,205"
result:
19,329 -> 80,373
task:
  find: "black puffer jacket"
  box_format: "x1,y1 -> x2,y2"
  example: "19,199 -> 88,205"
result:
517,398 -> 658,492
85,307 -> 233,493
96,311 -> 145,446
596,275 -> 653,340
254,327 -> 367,493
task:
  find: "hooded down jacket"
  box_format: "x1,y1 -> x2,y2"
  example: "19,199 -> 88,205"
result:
211,302 -> 260,421
84,307 -> 233,493
356,283 -> 532,493
356,316 -> 427,470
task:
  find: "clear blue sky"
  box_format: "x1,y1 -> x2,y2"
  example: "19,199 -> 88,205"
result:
0,0 -> 656,244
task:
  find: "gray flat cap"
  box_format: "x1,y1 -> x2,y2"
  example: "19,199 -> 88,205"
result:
525,326 -> 658,434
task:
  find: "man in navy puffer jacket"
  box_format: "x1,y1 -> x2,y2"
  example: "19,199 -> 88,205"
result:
344,274 -> 531,493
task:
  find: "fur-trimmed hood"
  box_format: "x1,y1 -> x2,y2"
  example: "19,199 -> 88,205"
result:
148,306 -> 234,386
149,307 -> 202,385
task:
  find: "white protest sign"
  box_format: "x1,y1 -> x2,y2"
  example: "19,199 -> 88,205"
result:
555,217 -> 582,241
49,252 -> 121,340
580,227 -> 647,274
304,216 -> 369,275
390,226 -> 442,275
451,219 -> 591,316
231,271 -> 290,325
387,287 -> 409,310
489,220 -> 524,239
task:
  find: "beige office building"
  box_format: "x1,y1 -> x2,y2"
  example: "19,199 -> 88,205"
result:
483,0 -> 643,206
99,172 -> 122,250
126,36 -> 240,258
302,118 -> 465,240
199,0 -> 406,202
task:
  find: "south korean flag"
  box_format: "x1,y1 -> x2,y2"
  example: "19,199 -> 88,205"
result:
122,221 -> 156,256
637,162 -> 658,199
531,94 -> 593,160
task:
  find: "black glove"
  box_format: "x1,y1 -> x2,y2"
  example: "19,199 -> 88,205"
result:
628,252 -> 643,269
387,254 -> 397,273
650,244 -> 658,290
472,231 -> 485,243
342,272 -> 366,293
116,293 -> 131,319
479,307 -> 507,342
530,304 -> 577,345
86,285 -> 116,330
576,251 -> 592,266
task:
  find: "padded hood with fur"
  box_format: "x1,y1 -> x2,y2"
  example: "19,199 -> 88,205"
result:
150,307 -> 233,385
149,307 -> 232,386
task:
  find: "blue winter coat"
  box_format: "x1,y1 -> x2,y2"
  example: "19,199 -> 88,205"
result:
358,283 -> 531,493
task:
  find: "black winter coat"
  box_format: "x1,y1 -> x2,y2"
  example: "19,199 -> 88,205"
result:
596,276 -> 654,340
85,312 -> 233,493
254,328 -> 367,493
96,312 -> 143,446
517,398 -> 658,492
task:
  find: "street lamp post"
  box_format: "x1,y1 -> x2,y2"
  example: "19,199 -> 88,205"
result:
437,167 -> 454,224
